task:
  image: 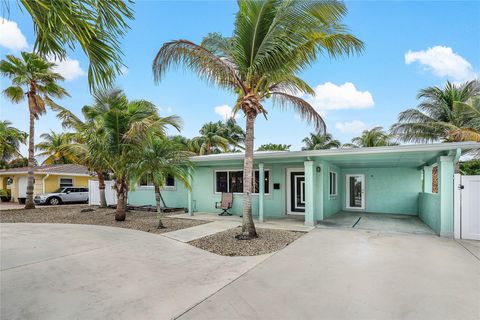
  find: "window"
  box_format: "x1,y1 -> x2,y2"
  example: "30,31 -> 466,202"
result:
329,172 -> 337,196
215,169 -> 270,194
432,165 -> 438,193
139,174 -> 175,188
59,178 -> 73,188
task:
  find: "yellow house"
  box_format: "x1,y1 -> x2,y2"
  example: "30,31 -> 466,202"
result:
0,164 -> 94,203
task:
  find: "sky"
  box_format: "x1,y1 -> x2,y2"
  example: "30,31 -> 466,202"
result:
1,0 -> 479,156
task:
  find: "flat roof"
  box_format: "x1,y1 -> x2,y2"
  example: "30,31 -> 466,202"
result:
0,164 -> 93,176
191,142 -> 480,168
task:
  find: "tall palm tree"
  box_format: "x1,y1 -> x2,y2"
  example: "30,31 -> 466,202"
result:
450,97 -> 480,142
35,131 -> 76,165
257,143 -> 291,151
153,0 -> 363,238
391,80 -> 480,143
302,132 -> 341,150
6,0 -> 134,89
134,137 -> 194,228
345,127 -> 398,148
192,122 -> 230,155
0,120 -> 27,164
51,103 -> 110,207
1,52 -> 68,209
86,89 -> 181,221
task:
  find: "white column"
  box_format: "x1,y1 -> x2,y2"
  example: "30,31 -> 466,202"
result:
187,169 -> 193,216
304,160 -> 315,226
258,163 -> 265,223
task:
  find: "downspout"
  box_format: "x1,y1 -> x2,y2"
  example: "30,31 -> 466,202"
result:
42,174 -> 50,194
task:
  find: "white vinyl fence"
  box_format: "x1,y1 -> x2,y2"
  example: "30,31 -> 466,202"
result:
454,174 -> 480,240
88,180 -> 117,206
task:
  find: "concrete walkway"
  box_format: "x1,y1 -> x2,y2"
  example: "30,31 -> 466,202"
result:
180,228 -> 480,320
162,220 -> 241,242
0,223 -> 269,320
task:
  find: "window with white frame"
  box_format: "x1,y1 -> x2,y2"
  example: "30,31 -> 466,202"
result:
329,171 -> 337,196
139,174 -> 175,188
59,178 -> 74,188
215,169 -> 270,194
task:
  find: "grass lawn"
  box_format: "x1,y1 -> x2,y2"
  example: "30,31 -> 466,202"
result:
0,205 -> 208,235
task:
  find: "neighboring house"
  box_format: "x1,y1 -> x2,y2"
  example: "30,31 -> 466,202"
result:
0,164 -> 94,203
128,142 -> 480,237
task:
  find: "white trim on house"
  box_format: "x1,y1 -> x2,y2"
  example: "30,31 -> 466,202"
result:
0,172 -> 91,177
345,174 -> 366,210
191,142 -> 480,162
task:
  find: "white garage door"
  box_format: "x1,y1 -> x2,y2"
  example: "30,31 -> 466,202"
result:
18,176 -> 27,198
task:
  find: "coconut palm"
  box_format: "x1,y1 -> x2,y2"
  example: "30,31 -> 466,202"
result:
85,88 -> 182,221
50,104 -> 110,207
35,131 -> 76,165
153,0 -> 363,238
222,118 -> 245,151
0,120 -> 27,164
302,132 -> 341,150
451,97 -> 480,142
134,137 -> 194,228
345,127 -> 398,148
0,52 -> 68,209
391,80 -> 480,143
6,0 -> 134,89
191,122 -> 230,155
257,143 -> 291,151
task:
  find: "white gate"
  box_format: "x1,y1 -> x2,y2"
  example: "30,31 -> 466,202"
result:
88,180 -> 117,206
455,174 -> 480,240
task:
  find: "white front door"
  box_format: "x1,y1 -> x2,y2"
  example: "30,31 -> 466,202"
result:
346,174 -> 365,210
286,168 -> 305,215
18,176 -> 27,198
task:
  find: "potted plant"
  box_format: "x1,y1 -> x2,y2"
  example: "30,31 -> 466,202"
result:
0,189 -> 11,202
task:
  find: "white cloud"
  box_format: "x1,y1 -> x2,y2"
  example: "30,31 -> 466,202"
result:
306,82 -> 374,111
405,46 -> 476,81
120,66 -> 129,76
48,56 -> 86,81
0,18 -> 28,51
214,104 -> 239,119
159,106 -> 172,113
335,120 -> 368,134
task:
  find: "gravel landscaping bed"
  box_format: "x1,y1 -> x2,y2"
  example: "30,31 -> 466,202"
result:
189,227 -> 305,256
0,205 -> 209,234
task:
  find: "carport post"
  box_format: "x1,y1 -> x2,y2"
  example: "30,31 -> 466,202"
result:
438,156 -> 455,237
304,160 -> 315,226
258,163 -> 265,223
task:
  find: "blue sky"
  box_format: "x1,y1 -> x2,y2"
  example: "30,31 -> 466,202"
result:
1,0 -> 479,155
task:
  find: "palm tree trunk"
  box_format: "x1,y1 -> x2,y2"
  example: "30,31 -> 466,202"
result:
154,184 -> 165,229
241,114 -> 257,238
97,171 -> 107,208
115,178 -> 126,221
25,93 -> 36,209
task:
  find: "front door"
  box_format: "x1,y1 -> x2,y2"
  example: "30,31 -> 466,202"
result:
288,170 -> 305,214
346,174 -> 365,210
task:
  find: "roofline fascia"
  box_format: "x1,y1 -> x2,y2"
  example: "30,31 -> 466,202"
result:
0,172 -> 92,177
191,142 -> 480,163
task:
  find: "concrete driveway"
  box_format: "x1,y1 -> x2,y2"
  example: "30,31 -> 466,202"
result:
0,223 -> 268,320
180,228 -> 480,320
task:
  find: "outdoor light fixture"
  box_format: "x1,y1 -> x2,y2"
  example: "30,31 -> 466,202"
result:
316,166 -> 321,173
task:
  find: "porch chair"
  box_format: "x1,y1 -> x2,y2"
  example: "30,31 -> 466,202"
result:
215,192 -> 233,216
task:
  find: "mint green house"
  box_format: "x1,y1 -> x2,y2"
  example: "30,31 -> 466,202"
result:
128,142 -> 479,237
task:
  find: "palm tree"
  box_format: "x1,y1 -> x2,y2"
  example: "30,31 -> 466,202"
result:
192,122 -> 230,155
302,132 -> 341,150
0,120 -> 27,164
134,137 -> 194,228
51,103 -> 110,207
345,127 -> 398,148
153,0 -> 363,238
391,80 -> 480,143
451,97 -> 480,142
86,89 -> 181,221
6,0 -> 134,89
222,118 -> 245,151
36,131 -> 76,165
1,52 -> 68,209
257,143 -> 291,151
